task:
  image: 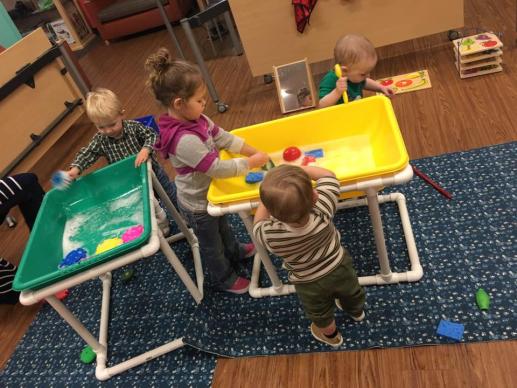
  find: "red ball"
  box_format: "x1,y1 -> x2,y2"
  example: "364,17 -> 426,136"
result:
283,146 -> 302,162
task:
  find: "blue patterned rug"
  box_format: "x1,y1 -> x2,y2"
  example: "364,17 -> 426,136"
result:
1,142 -> 515,386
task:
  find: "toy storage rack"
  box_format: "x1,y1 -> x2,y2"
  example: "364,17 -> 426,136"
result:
208,164 -> 422,298
452,32 -> 503,79
18,161 -> 204,380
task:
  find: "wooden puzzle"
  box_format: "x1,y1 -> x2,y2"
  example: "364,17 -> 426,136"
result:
452,32 -> 503,78
376,70 -> 432,94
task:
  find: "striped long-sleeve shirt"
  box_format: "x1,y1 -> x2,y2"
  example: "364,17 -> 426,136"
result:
0,258 -> 17,299
253,177 -> 344,284
70,120 -> 157,173
0,176 -> 23,206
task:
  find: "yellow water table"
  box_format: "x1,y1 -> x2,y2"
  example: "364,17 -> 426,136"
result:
207,96 -> 422,298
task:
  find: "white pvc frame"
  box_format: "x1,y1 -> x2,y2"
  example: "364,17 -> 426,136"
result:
19,161 -> 204,380
207,164 -> 422,298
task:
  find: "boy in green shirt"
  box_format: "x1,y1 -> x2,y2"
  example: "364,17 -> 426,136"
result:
319,34 -> 393,107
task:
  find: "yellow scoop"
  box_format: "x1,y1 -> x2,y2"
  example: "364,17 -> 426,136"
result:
334,64 -> 349,104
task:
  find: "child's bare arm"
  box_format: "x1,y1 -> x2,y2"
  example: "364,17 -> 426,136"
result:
318,89 -> 341,108
239,143 -> 259,157
253,202 -> 270,224
135,147 -> 151,167
299,166 -> 336,181
365,78 -> 394,97
239,143 -> 269,169
318,75 -> 347,108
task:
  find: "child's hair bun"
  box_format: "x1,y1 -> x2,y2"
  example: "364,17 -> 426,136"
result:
145,47 -> 172,74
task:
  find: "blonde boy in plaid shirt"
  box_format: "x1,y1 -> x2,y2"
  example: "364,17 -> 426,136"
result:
65,88 -> 177,232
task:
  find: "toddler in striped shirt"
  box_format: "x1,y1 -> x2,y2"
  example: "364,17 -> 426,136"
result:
253,165 -> 366,348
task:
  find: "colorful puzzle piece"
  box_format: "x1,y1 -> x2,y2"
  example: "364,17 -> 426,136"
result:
377,70 -> 432,95
436,319 -> 464,341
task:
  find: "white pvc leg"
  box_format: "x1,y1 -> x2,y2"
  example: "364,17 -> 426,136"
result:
95,272 -> 112,374
365,188 -> 393,280
45,295 -> 105,354
245,191 -> 422,297
238,211 -> 283,289
338,193 -> 423,285
159,231 -> 203,304
151,171 -> 204,298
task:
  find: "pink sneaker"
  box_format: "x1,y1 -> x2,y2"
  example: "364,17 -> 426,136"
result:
242,243 -> 256,259
225,276 -> 250,294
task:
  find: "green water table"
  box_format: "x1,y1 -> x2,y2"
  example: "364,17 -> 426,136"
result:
14,156 -> 203,380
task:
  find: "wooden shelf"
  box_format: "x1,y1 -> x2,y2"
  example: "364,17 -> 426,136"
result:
51,0 -> 95,51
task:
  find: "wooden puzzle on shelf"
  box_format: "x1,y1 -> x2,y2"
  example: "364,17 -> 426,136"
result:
452,32 -> 503,78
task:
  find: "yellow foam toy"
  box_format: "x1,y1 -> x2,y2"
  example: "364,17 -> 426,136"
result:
95,238 -> 123,254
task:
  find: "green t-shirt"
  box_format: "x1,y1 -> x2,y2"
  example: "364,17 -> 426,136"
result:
318,70 -> 366,104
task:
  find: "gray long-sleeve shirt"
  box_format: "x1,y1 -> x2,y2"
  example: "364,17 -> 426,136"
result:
157,114 -> 248,212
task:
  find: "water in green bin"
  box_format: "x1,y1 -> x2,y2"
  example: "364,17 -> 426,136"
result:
62,188 -> 143,257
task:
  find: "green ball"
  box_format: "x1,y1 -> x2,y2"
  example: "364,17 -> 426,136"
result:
80,345 -> 96,364
121,269 -> 135,283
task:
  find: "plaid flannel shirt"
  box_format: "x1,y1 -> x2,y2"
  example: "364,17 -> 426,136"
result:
70,120 -> 157,173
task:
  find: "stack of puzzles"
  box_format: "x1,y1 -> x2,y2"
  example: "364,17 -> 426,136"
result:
452,32 -> 503,78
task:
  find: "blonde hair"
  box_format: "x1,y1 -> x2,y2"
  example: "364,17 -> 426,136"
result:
334,34 -> 377,67
85,88 -> 122,123
145,47 -> 203,107
259,165 -> 313,224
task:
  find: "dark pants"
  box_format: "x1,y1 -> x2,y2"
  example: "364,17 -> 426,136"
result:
0,173 -> 45,230
179,204 -> 245,290
295,254 -> 366,328
152,161 -> 178,209
0,173 -> 44,304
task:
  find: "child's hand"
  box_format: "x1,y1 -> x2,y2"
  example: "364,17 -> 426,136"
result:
135,148 -> 151,167
67,167 -> 80,180
52,170 -> 75,190
379,85 -> 395,98
247,152 -> 269,170
335,76 -> 348,95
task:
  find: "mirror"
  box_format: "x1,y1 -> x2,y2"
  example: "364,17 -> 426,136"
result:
273,58 -> 316,114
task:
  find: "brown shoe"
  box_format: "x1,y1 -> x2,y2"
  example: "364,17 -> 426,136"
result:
310,323 -> 343,348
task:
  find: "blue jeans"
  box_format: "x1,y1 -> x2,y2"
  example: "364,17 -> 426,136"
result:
179,205 -> 245,290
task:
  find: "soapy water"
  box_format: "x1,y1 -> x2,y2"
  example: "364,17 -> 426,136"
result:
62,189 -> 144,256
267,137 -> 376,176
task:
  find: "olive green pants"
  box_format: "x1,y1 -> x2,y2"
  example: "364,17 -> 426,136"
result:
294,254 -> 365,328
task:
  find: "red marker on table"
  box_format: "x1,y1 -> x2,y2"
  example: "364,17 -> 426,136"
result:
412,165 -> 452,200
